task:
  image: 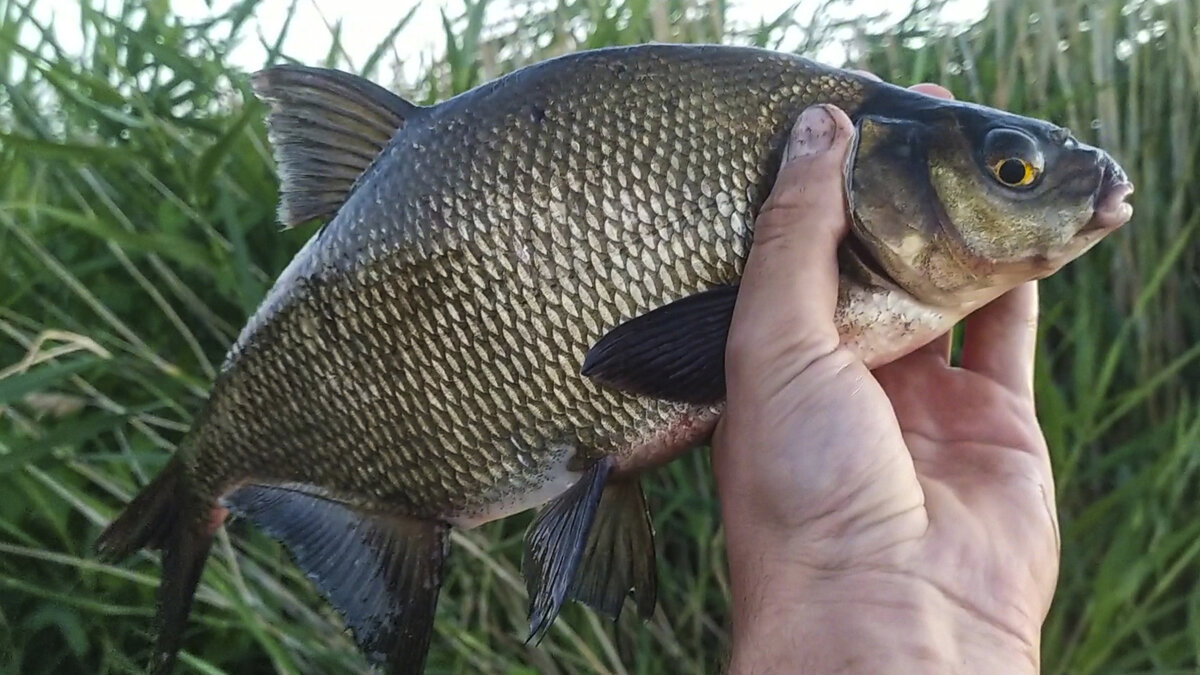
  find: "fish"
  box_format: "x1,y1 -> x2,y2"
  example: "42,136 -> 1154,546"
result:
95,43 -> 1134,674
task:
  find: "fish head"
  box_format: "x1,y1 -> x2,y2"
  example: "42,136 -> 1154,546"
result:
845,88 -> 1134,308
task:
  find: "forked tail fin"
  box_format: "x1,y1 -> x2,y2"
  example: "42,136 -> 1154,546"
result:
96,460 -> 219,674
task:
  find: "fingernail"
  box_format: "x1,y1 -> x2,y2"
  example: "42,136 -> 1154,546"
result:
788,105 -> 835,161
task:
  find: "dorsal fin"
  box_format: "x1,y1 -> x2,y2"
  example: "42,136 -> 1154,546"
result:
251,65 -> 420,229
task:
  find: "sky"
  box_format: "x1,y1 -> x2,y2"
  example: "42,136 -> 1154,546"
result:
32,0 -> 987,77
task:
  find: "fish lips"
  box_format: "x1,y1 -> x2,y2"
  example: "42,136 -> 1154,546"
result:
1080,156 -> 1135,235
1020,152 -> 1134,279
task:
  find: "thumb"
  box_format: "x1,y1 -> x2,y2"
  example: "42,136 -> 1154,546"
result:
726,104 -> 857,380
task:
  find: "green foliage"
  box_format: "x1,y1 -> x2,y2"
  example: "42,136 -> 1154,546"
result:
1,0 -> 1197,673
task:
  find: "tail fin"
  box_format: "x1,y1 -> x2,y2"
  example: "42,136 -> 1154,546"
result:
97,460 -> 218,675
96,461 -> 183,562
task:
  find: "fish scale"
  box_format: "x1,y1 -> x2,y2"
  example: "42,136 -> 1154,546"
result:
96,43 -> 1132,674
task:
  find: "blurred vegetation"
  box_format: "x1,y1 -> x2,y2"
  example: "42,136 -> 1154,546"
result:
1,0 -> 1197,673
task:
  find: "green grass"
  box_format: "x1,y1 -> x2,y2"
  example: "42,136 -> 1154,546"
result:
1,0 -> 1197,673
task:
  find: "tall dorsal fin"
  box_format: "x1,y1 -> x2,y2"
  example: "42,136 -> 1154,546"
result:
251,65 -> 420,229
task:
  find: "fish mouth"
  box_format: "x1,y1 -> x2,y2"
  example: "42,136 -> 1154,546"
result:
1079,157 -> 1134,234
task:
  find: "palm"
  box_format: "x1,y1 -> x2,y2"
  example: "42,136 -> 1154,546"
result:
716,329 -> 1060,663
717,285 -> 1060,655
872,341 -> 1060,647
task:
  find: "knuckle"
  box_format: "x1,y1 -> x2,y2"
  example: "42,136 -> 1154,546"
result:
752,197 -> 844,252
760,189 -> 808,219
763,164 -> 845,214
749,207 -> 795,248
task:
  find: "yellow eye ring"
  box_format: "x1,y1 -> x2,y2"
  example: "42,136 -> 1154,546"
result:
992,157 -> 1038,187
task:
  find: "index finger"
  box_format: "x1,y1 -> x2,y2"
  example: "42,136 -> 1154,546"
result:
960,282 -> 1039,398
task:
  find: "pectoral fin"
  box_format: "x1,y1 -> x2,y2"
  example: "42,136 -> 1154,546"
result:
223,485 -> 448,674
581,285 -> 738,404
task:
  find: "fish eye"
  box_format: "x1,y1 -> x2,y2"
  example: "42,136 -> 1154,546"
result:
982,128 -> 1044,189
992,158 -> 1038,187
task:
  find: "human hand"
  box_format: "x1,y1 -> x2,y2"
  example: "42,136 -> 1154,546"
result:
712,86 -> 1060,674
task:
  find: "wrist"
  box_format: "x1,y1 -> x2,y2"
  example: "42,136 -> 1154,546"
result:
727,564 -> 1040,675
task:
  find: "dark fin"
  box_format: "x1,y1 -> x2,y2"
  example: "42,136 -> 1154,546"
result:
581,285 -> 739,405
522,458 -> 613,643
251,65 -> 420,229
223,485 -> 449,673
95,459 -> 185,562
568,479 -> 657,621
95,460 -> 219,675
151,518 -> 216,675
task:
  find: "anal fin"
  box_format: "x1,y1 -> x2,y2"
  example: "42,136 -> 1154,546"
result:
522,458 -> 612,642
222,485 -> 448,674
568,479 -> 657,621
